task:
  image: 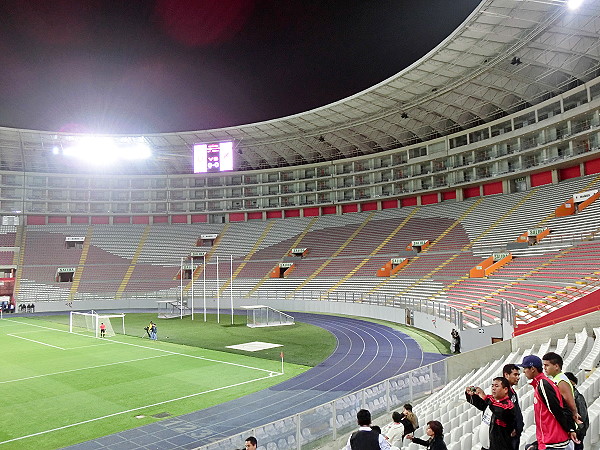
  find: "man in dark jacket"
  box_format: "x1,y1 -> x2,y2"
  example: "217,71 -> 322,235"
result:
519,355 -> 578,450
503,364 -> 525,450
466,377 -> 515,450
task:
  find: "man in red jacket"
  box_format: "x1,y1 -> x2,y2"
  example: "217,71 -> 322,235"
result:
519,355 -> 578,450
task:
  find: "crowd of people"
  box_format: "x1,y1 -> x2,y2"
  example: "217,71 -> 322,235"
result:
340,351 -> 588,450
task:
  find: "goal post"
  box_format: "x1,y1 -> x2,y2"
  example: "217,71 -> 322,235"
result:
240,305 -> 294,328
69,311 -> 125,337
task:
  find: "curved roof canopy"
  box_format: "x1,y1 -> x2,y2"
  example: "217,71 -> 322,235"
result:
2,0 -> 600,174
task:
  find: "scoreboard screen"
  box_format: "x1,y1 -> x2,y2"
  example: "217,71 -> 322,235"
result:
193,141 -> 233,173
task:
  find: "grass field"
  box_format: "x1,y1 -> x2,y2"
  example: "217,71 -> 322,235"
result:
0,313 -> 334,449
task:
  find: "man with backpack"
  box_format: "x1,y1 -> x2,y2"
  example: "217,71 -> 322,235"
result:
518,355 -> 578,450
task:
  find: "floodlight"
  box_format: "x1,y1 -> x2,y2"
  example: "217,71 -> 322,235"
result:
59,136 -> 152,165
567,0 -> 583,10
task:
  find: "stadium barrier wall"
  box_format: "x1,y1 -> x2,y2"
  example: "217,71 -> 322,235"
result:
24,290 -> 514,352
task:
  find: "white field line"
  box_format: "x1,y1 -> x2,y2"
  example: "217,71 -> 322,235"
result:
0,354 -> 171,385
0,372 -> 281,446
66,342 -> 115,350
7,333 -> 66,350
4,318 -> 280,375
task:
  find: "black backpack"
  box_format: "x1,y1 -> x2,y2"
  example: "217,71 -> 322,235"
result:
573,387 -> 589,439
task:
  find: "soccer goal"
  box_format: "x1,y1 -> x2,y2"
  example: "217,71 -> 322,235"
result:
69,311 -> 126,337
241,305 -> 294,328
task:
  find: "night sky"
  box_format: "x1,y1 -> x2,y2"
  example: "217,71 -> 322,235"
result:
0,0 -> 481,134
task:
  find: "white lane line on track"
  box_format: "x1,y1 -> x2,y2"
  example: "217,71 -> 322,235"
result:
195,316 -> 418,427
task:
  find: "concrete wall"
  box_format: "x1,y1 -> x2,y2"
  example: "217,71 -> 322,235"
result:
27,297 -> 513,354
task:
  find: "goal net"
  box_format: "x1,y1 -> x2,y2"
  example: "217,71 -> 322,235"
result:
69,311 -> 125,337
241,305 -> 294,328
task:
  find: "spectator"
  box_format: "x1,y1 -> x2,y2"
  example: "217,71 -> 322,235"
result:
406,420 -> 447,450
565,372 -> 588,450
519,355 -> 577,450
451,329 -> 461,353
503,364 -> 524,450
465,377 -> 515,450
542,352 -> 580,426
244,436 -> 257,450
400,403 -> 419,438
382,411 -> 404,448
345,409 -> 391,449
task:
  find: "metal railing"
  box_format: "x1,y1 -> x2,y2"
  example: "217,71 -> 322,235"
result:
197,360 -> 447,450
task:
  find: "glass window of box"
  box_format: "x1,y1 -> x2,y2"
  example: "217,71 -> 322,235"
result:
48,177 -> 67,188
2,175 -> 20,186
491,120 -> 512,137
151,179 -> 167,188
49,190 -> 67,200
90,190 -> 109,201
131,203 -> 148,213
152,203 -> 167,213
26,189 -> 44,200
169,178 -> 186,188
48,202 -> 67,213
393,152 -> 408,165
469,128 -> 489,143
169,202 -> 186,212
590,82 -> 600,101
112,179 -> 129,189
207,177 -> 222,187
131,179 -> 148,189
91,178 -> 109,188
409,146 -> 427,159
90,203 -> 108,213
317,179 -> 331,190
537,101 -> 561,121
131,190 -> 149,201
193,177 -> 205,187
170,190 -> 185,200
563,89 -> 588,112
449,134 -> 468,149
71,190 -> 87,201
112,191 -> 129,201
152,191 -> 167,201
112,203 -> 129,213
193,202 -> 205,211
70,203 -> 88,213
514,111 -> 536,129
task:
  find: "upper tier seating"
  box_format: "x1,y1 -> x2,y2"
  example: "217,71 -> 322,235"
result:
15,174 -> 600,329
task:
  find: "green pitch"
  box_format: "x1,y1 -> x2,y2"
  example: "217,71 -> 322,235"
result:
0,314 -> 334,449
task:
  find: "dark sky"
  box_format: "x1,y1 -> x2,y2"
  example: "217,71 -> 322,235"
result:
0,0 -> 481,134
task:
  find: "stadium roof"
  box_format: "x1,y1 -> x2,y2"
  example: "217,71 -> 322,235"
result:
2,0 -> 600,174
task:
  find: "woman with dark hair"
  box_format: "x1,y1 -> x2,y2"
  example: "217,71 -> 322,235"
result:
406,421 -> 447,450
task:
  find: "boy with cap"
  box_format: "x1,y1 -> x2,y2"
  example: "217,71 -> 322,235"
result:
519,355 -> 578,450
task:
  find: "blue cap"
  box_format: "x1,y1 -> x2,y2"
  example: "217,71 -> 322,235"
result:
518,355 -> 542,370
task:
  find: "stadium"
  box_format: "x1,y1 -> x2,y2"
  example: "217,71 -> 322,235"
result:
1,0 -> 600,449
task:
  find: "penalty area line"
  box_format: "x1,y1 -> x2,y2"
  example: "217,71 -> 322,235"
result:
0,372 -> 283,446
